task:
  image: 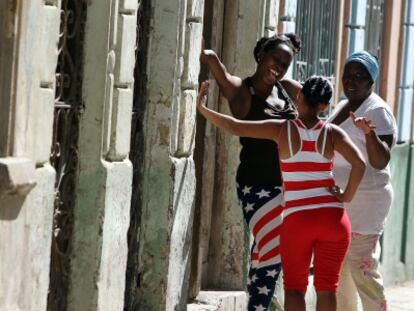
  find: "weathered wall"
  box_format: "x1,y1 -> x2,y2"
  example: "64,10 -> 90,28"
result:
66,1 -> 136,310
0,0 -> 60,310
382,144 -> 414,284
129,0 -> 203,309
205,0 -> 278,290
189,1 -> 283,306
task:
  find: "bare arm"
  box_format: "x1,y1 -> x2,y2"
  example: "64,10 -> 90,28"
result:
365,132 -> 393,169
200,49 -> 243,101
197,81 -> 283,141
330,125 -> 366,203
200,50 -> 250,119
350,112 -> 393,170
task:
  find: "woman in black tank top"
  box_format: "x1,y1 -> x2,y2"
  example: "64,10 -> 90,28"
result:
200,33 -> 301,311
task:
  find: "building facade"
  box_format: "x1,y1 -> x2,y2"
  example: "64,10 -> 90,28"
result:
0,0 -> 413,310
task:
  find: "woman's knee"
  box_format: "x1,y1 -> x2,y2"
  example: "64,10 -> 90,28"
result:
285,289 -> 306,299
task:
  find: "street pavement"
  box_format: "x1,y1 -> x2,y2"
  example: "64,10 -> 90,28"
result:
386,280 -> 414,310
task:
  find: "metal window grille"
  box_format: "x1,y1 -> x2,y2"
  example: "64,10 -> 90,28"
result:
364,0 -> 385,59
294,0 -> 339,83
47,1 -> 86,310
294,0 -> 339,118
365,0 -> 385,95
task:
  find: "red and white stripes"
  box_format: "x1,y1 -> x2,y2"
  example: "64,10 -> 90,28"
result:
280,119 -> 343,218
250,191 -> 284,269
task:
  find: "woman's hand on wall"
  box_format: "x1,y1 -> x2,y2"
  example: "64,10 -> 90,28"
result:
197,81 -> 209,109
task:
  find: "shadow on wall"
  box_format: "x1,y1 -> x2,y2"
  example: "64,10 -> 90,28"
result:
0,158 -> 37,220
0,194 -> 30,220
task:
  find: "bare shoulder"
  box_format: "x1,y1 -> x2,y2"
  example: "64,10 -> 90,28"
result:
228,74 -> 244,88
280,78 -> 302,89
329,123 -> 351,144
329,123 -> 344,135
280,78 -> 302,99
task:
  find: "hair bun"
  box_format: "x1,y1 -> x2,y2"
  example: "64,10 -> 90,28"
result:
253,33 -> 301,63
284,33 -> 301,53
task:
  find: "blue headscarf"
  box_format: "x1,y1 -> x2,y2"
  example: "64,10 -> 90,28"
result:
345,51 -> 379,81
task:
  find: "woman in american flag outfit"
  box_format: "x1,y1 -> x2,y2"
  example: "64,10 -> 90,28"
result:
200,34 -> 301,310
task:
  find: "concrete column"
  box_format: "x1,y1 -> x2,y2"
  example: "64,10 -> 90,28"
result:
191,0 -> 226,299
277,0 -> 297,78
204,0 -> 271,290
395,0 -> 414,142
264,0 -> 280,37
133,0 -> 204,308
278,0 -> 297,33
66,1 -> 136,310
335,0 -> 351,103
0,0 -> 61,310
379,0 -> 404,114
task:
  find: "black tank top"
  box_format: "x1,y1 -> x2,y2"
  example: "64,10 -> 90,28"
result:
236,78 -> 298,186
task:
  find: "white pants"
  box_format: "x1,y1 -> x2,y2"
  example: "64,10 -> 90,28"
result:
337,233 -> 387,311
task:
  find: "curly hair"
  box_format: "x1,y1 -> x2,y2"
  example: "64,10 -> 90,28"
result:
253,33 -> 301,63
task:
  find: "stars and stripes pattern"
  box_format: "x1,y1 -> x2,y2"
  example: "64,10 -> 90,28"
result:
280,119 -> 343,218
238,185 -> 283,269
237,183 -> 283,310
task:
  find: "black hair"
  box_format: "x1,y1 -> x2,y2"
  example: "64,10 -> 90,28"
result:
302,76 -> 333,108
253,33 -> 301,63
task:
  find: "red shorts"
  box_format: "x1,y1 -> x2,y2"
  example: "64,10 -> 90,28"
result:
280,208 -> 351,292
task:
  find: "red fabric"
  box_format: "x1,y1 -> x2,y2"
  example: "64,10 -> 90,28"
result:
280,208 -> 351,292
301,140 -> 317,152
284,178 -> 336,191
280,162 -> 333,172
253,204 -> 283,236
258,226 -> 282,250
284,195 -> 339,209
261,246 -> 281,261
294,119 -> 323,130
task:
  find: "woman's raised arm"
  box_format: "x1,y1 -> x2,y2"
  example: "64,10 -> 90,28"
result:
197,81 -> 283,141
200,49 -> 243,101
350,112 -> 393,170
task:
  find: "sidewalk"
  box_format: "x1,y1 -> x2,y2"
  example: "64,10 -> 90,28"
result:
187,280 -> 414,311
386,280 -> 414,310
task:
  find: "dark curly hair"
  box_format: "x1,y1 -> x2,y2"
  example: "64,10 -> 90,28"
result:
302,76 -> 333,108
253,33 -> 301,63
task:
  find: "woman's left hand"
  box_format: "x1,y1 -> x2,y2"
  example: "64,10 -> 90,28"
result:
328,185 -> 349,203
197,81 -> 209,109
350,111 -> 376,134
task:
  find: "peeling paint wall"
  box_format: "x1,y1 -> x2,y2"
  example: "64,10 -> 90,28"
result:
66,1 -> 136,310
129,0 -> 204,308
0,0 -> 60,310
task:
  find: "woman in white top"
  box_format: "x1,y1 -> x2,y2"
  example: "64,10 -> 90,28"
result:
329,51 -> 397,311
